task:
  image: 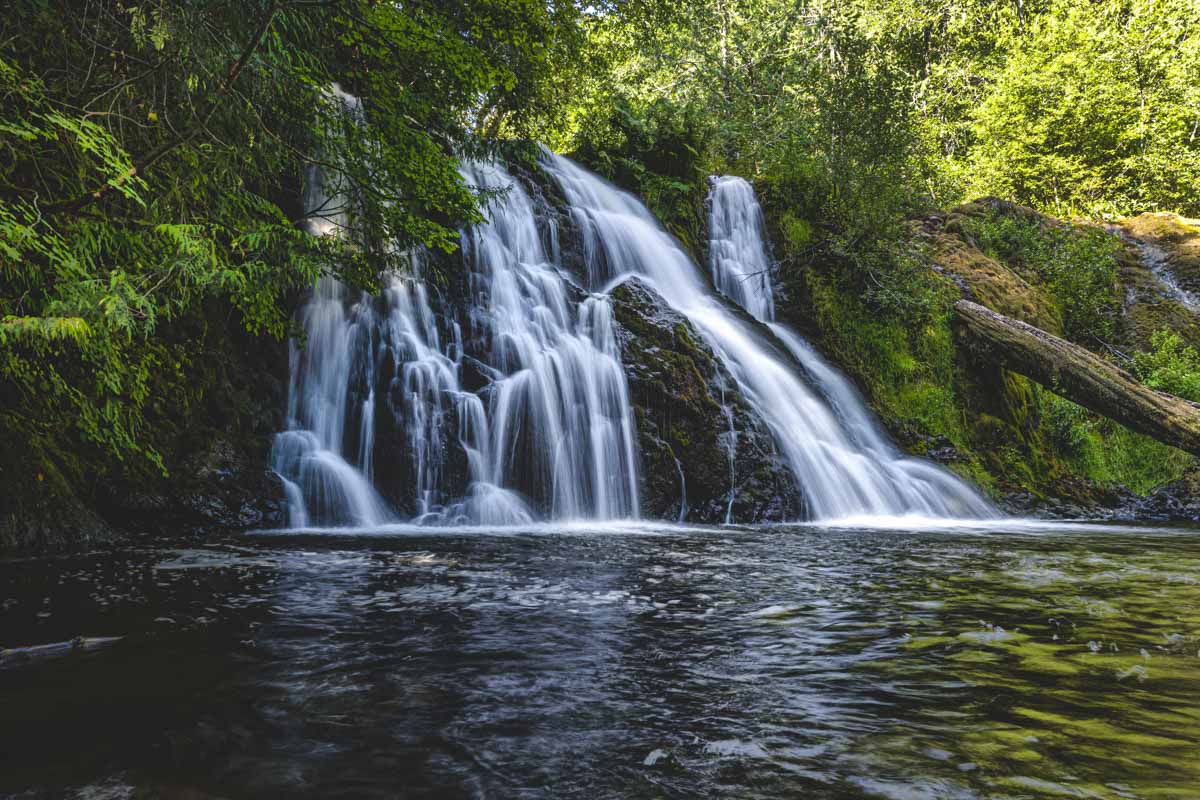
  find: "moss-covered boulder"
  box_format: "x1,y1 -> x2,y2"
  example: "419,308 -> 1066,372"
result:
1112,213 -> 1200,352
0,433 -> 114,550
764,191 -> 1200,515
610,276 -> 802,522
0,303 -> 291,549
927,201 -> 1063,333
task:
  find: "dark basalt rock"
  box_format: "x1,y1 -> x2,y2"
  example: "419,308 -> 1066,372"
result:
1133,467 -> 1200,522
610,276 -> 803,522
995,482 -> 1137,520
102,438 -> 286,535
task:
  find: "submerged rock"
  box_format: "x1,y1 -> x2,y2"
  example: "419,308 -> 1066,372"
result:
610,276 -> 803,522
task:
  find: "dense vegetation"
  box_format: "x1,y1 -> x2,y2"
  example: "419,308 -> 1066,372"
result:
2,0 -> 1199,539
547,0 -> 1200,503
555,0 -> 1200,222
1,0 -> 580,481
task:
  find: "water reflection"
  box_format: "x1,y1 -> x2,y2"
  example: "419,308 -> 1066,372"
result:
2,524 -> 1199,798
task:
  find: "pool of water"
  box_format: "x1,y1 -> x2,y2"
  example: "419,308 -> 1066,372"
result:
2,521 -> 1199,798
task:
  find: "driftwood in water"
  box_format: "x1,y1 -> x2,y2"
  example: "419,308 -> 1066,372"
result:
954,299 -> 1200,456
0,636 -> 122,666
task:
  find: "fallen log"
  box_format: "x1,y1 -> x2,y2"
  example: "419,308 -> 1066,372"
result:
0,636 -> 122,667
954,299 -> 1200,456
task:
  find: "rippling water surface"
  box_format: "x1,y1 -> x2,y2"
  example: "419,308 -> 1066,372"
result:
3,521 -> 1200,799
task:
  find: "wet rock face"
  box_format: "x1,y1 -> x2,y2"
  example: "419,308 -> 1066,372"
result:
1111,213 -> 1200,351
101,438 -> 287,535
994,478 -> 1137,520
609,276 -> 803,522
1121,213 -> 1200,295
1135,467 -> 1200,522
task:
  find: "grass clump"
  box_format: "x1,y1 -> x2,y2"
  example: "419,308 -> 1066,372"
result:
1132,329 -> 1200,402
966,212 -> 1121,344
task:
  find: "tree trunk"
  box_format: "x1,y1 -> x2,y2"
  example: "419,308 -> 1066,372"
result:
954,300 -> 1200,456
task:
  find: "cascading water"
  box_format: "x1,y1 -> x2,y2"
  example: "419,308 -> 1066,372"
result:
709,176 -> 967,480
271,87 -> 392,527
540,155 -> 996,520
707,176 -> 776,322
453,161 -> 640,522
274,143 -> 640,526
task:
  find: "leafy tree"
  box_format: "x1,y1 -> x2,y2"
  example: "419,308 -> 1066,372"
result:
968,0 -> 1200,216
0,0 -> 584,472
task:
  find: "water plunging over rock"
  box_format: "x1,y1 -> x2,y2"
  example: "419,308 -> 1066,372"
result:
609,276 -> 803,522
274,136 -> 993,526
707,176 -> 776,322
273,156 -> 639,526
540,156 -> 995,520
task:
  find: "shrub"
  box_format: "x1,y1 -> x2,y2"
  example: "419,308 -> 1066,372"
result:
968,213 -> 1119,343
1132,329 -> 1200,402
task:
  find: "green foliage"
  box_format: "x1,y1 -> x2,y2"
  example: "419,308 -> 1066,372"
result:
802,263 -> 975,471
0,0 -> 586,475
778,213 -> 813,253
569,98 -> 710,251
967,0 -> 1200,216
1132,329 -> 1200,402
1039,389 -> 1192,494
967,212 -> 1120,343
560,0 -> 1200,231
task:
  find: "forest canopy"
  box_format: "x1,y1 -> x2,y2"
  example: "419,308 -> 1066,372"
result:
553,0 -> 1200,224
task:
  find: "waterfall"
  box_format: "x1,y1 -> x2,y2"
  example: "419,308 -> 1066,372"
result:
271,86 -> 391,527
271,277 -> 393,528
274,109 -> 993,527
707,176 -> 776,321
273,146 -> 640,526
540,156 -> 995,520
453,161 -> 640,522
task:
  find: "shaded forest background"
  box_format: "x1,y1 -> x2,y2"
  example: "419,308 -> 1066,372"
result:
2,0 -> 1199,537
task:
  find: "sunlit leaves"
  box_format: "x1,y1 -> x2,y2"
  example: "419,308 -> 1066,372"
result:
0,0 -> 587,473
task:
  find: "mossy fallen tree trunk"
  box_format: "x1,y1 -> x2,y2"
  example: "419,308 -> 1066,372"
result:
954,299 -> 1200,456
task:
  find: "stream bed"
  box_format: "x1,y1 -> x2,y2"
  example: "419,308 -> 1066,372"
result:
2,521 -> 1199,798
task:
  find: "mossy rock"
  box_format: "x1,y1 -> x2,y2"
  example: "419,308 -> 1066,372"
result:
929,230 -> 1062,334
610,276 -> 803,522
1121,213 -> 1200,294
0,426 -> 114,550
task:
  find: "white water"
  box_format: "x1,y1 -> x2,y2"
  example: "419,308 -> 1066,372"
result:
540,158 -> 995,520
274,114 -> 993,526
271,87 -> 392,527
1138,239 -> 1200,310
707,176 -> 775,321
274,139 -> 639,525
453,161 -> 639,522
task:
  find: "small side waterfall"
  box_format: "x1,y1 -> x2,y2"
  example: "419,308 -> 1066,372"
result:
707,176 -> 775,321
271,88 -> 392,526
271,277 -> 394,527
541,156 -> 995,520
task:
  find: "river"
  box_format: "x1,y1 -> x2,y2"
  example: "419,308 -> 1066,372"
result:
3,521 -> 1199,798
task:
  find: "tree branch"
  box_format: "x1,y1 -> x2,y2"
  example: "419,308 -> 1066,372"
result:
45,2 -> 285,217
